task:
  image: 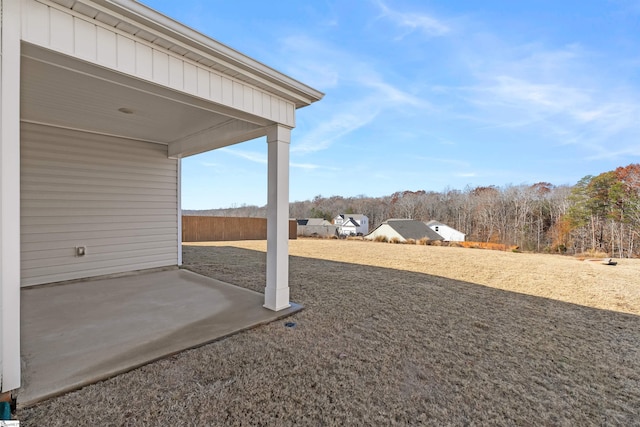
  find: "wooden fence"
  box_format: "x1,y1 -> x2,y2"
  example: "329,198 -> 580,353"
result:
182,216 -> 297,242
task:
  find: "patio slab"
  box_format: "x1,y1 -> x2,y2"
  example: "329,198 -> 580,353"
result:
18,269 -> 301,407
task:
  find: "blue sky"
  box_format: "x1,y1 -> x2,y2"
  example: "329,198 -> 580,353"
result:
141,0 -> 640,210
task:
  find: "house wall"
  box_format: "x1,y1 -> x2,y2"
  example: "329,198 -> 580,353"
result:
430,225 -> 465,242
20,123 -> 179,286
356,217 -> 369,235
443,227 -> 465,242
340,225 -> 357,236
365,224 -> 404,242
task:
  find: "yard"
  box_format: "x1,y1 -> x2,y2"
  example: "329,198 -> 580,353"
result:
18,239 -> 640,425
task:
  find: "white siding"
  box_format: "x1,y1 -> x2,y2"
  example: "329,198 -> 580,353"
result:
20,0 -> 296,127
365,225 -> 404,242
20,123 -> 178,286
428,224 -> 465,242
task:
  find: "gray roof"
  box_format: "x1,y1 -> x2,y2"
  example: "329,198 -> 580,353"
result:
341,218 -> 359,227
383,219 -> 444,241
336,214 -> 367,222
346,214 -> 367,220
297,218 -> 330,226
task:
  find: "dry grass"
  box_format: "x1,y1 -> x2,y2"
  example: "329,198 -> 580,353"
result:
192,238 -> 640,315
575,249 -> 612,260
18,238 -> 640,426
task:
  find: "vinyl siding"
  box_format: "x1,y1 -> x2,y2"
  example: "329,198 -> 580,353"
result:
21,123 -> 178,286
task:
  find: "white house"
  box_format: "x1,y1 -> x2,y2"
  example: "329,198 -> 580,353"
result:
0,0 -> 322,397
333,214 -> 369,236
365,219 -> 443,242
426,220 -> 466,242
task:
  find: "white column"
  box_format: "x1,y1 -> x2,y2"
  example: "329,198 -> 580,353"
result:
264,125 -> 291,311
0,0 -> 22,392
176,158 -> 183,266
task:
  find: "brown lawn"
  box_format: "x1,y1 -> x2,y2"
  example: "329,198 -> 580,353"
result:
191,238 -> 640,315
19,238 -> 640,426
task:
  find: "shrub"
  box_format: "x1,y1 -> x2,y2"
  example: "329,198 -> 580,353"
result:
417,238 -> 429,245
405,238 -> 416,245
550,244 -> 567,254
390,237 -> 402,244
374,235 -> 388,243
575,248 -> 609,259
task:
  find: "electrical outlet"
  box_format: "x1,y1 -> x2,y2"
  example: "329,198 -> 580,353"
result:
75,246 -> 87,257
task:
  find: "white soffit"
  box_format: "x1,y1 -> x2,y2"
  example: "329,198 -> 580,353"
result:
20,46 -> 265,145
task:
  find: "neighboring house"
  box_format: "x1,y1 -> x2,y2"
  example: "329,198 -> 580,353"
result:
297,218 -> 338,237
0,0 -> 322,395
333,214 -> 369,236
426,220 -> 466,242
365,219 -> 444,242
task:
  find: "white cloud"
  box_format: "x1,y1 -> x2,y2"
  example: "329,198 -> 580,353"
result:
586,144 -> 640,161
279,34 -> 429,109
200,161 -> 220,168
291,162 -> 322,170
219,147 -> 325,170
279,34 -> 429,155
359,75 -> 426,108
374,0 -> 449,37
219,148 -> 267,165
478,75 -> 640,147
448,41 -> 640,161
292,103 -> 380,154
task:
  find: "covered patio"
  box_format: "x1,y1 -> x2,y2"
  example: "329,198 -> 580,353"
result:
0,0 -> 322,405
19,268 -> 301,406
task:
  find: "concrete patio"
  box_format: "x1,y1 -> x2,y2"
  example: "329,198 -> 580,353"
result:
18,269 -> 301,407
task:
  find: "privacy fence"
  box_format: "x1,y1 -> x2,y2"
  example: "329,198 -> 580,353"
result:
182,216 -> 297,242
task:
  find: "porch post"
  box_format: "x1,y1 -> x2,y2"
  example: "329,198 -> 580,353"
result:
264,125 -> 291,311
177,158 -> 183,266
0,0 -> 22,391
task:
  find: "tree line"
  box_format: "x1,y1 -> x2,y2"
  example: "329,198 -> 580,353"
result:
184,163 -> 640,258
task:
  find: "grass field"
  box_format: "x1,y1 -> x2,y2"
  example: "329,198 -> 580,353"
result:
190,238 -> 640,315
19,239 -> 640,425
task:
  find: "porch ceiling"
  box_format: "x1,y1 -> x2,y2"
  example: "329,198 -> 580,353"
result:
20,44 -> 267,150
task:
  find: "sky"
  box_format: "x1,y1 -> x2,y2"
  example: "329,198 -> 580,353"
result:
141,0 -> 640,210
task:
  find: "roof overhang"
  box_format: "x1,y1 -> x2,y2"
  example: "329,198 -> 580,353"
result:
48,0 -> 324,108
19,0 -> 324,157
